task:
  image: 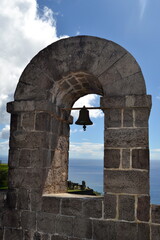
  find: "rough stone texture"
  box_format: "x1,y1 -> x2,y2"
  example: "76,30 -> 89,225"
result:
4,228 -> 23,240
61,198 -> 82,216
2,210 -> 20,228
151,225 -> 160,240
52,236 -> 68,240
116,222 -> 137,240
122,149 -> 130,169
6,189 -> 17,209
55,215 -> 73,237
104,170 -> 149,194
35,112 -> 51,132
151,205 -> 160,224
82,198 -> 102,218
105,109 -> 121,127
132,149 -> 149,170
42,197 -> 60,214
104,149 -> 120,168
104,194 -> 117,219
104,128 -> 148,148
101,95 -> 151,109
21,211 -> 36,230
73,217 -> 92,239
123,109 -> 133,127
17,188 -> 30,210
93,220 -> 117,240
119,195 -> 135,221
0,228 -> 3,239
134,108 -> 150,127
137,223 -> 150,240
37,212 -> 56,234
137,196 -> 150,222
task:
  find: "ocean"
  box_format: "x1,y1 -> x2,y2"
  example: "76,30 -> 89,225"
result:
1,155 -> 160,204
69,158 -> 160,205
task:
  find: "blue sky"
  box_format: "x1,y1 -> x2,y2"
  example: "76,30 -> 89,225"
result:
0,0 -> 160,160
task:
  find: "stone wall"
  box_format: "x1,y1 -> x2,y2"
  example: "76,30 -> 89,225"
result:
0,193 -> 160,239
0,36 -> 159,239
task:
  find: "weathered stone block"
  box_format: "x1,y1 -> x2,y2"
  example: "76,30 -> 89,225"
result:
7,100 -> 36,113
151,205 -> 160,224
104,109 -> 121,127
24,149 -> 52,168
33,232 -> 41,240
137,196 -> 150,222
104,194 -> 117,219
132,149 -> 149,170
23,230 -> 35,240
21,211 -> 36,230
122,149 -> 130,169
61,198 -> 82,216
37,212 -> 56,234
19,149 -> 32,167
42,197 -> 60,214
7,190 -> 17,209
52,235 -> 68,240
55,215 -> 73,236
137,223 -> 150,240
8,149 -> 20,168
104,149 -> 120,168
4,228 -> 23,240
125,95 -> 151,108
31,189 -> 42,211
36,112 -> 51,132
100,96 -> 125,109
73,217 -> 92,239
116,222 -> 137,240
2,210 -> 20,228
119,195 -> 135,221
21,112 -> 35,130
83,198 -> 102,218
123,109 -> 133,127
93,220 -> 117,240
151,225 -> 160,240
104,128 -> 148,148
104,170 -> 149,194
0,228 -> 3,239
134,108 -> 149,127
9,168 -> 45,189
10,113 -> 19,131
10,131 -> 50,149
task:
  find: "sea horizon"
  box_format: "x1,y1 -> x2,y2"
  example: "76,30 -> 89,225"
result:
0,155 -> 160,204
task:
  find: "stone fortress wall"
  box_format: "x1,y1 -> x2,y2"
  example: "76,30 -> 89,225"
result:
0,36 -> 160,239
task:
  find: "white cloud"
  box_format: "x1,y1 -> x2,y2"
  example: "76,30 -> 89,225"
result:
71,94 -> 104,119
139,0 -> 148,19
156,96 -> 160,100
69,142 -> 104,159
0,140 -> 9,156
150,149 -> 160,161
0,125 -> 10,139
0,0 -> 64,125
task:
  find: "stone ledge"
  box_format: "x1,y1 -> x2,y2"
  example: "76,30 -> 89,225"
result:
101,95 -> 151,109
42,193 -> 103,199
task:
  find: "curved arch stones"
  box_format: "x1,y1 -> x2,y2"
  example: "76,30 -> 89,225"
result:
2,36 -> 159,240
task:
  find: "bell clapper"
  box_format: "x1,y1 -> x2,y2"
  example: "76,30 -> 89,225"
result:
83,125 -> 86,131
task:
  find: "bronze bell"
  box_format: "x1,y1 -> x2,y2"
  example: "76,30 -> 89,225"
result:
75,106 -> 93,131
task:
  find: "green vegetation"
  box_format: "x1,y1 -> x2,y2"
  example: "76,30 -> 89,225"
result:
0,164 -> 8,189
67,180 -> 102,196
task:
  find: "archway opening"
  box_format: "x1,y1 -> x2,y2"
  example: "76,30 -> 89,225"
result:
68,94 -> 104,196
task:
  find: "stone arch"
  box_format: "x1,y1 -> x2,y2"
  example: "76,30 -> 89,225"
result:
5,36 -> 154,239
